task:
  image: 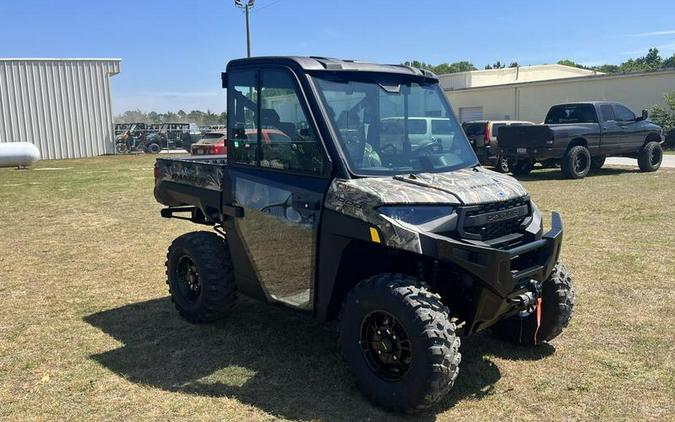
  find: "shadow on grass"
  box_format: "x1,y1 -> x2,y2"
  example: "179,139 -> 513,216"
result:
511,166 -> 640,182
84,297 -> 552,421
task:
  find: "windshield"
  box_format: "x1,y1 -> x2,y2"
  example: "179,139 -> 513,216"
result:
312,75 -> 478,175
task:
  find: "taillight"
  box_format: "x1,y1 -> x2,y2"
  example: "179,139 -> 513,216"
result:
210,145 -> 224,155
153,163 -> 159,180
484,124 -> 491,145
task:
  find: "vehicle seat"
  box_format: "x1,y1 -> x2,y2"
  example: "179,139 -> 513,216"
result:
261,108 -> 296,138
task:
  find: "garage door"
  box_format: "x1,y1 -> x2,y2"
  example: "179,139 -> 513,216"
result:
459,106 -> 483,123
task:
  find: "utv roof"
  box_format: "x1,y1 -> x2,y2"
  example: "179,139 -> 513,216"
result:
226,56 -> 439,80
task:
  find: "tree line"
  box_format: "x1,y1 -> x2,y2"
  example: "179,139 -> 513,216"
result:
403,48 -> 675,75
114,109 -> 227,126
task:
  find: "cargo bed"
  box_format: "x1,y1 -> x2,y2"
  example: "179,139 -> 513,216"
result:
154,155 -> 228,222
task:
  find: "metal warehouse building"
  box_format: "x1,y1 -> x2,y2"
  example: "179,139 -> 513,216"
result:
441,64 -> 675,123
0,58 -> 121,160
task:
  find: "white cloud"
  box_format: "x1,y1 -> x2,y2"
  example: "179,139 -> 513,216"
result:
620,42 -> 675,56
633,29 -> 675,37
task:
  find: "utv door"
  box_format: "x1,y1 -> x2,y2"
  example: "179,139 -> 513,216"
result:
227,66 -> 331,310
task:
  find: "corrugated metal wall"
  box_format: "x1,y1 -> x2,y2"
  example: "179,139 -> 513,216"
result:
0,59 -> 120,160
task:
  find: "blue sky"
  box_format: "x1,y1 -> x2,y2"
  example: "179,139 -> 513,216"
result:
2,0 -> 675,114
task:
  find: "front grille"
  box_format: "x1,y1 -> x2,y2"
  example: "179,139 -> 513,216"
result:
459,196 -> 530,241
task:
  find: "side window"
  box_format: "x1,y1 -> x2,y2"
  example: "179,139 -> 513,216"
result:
600,105 -> 615,122
228,70 -> 259,166
259,69 -> 325,174
491,123 -> 505,138
613,105 -> 636,122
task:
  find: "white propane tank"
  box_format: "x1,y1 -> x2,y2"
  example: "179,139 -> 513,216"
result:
0,142 -> 41,168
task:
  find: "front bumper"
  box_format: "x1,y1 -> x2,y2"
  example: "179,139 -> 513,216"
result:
419,212 -> 564,333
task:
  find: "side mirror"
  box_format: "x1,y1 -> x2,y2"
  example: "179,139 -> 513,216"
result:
641,109 -> 648,120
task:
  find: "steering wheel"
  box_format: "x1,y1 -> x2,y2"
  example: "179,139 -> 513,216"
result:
412,139 -> 441,156
379,143 -> 398,155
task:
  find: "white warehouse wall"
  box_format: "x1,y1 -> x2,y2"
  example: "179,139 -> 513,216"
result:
446,69 -> 675,124
0,59 -> 120,160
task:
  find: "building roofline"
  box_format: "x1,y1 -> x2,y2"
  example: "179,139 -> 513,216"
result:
437,63 -> 599,78
444,67 -> 675,92
0,58 -> 122,62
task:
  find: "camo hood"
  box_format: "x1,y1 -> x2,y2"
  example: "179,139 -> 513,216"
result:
326,167 -> 527,209
324,167 -> 528,253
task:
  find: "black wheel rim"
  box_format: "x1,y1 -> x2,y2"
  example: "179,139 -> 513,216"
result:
574,153 -> 589,174
359,310 -> 412,381
650,147 -> 662,166
499,157 -> 509,172
175,256 -> 200,302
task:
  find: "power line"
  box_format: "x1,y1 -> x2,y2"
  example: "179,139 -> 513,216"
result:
252,0 -> 282,13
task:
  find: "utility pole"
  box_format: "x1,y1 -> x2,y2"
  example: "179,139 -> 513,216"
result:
234,0 -> 255,57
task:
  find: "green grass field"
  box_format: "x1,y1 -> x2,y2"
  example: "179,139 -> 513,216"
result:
1,155 -> 673,421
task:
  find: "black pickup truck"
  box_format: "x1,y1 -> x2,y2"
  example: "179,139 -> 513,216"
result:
153,56 -> 575,412
498,102 -> 664,178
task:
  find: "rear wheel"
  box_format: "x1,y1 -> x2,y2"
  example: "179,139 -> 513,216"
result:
338,273 -> 461,413
561,145 -> 591,179
166,231 -> 237,323
590,155 -> 606,170
492,263 -> 575,345
637,141 -> 662,172
510,158 -> 534,176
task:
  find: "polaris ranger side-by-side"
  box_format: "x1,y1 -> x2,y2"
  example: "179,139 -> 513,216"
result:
153,57 -> 575,412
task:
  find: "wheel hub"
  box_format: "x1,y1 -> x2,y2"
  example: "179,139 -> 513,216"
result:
650,148 -> 661,166
176,256 -> 201,301
360,311 -> 412,381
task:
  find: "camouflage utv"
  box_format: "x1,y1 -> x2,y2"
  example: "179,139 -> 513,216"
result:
152,56 -> 576,413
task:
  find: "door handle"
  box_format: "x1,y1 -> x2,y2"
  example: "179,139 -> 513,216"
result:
293,200 -> 321,210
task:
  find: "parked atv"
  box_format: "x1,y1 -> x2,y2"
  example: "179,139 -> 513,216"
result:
116,130 -> 163,154
153,56 -> 576,413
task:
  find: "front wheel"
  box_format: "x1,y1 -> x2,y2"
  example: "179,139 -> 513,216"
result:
146,142 -> 162,154
637,141 -> 662,172
115,143 -> 128,154
338,274 -> 461,413
492,263 -> 575,345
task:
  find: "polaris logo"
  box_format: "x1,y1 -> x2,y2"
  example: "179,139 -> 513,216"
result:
485,208 -> 522,223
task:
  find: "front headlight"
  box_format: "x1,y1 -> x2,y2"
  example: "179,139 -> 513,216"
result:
377,205 -> 455,225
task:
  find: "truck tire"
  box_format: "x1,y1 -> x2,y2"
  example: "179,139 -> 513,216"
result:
338,273 -> 461,413
510,158 -> 534,176
166,231 -> 236,323
492,263 -> 575,345
637,141 -> 662,172
561,145 -> 591,179
146,142 -> 161,154
495,156 -> 510,173
590,155 -> 606,170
